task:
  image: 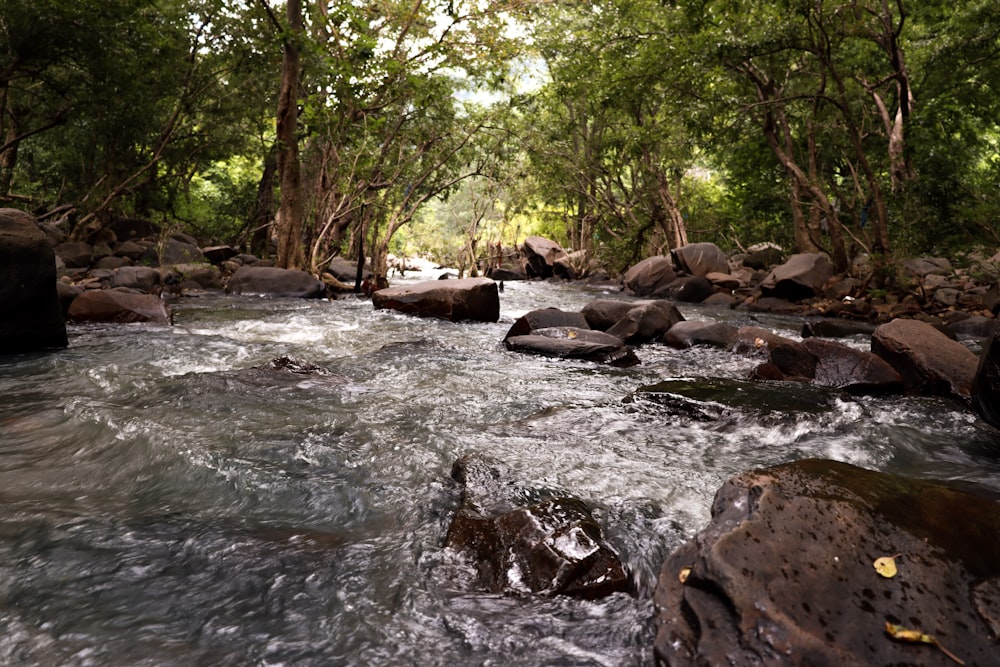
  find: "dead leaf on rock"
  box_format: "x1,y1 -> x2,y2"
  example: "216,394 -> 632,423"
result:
678,567 -> 691,584
884,621 -> 965,665
874,553 -> 901,578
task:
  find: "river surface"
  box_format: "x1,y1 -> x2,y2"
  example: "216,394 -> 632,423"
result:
3,270 -> 1000,666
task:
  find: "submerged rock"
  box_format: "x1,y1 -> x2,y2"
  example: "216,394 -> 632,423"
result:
445,455 -> 629,600
655,459 -> 1000,666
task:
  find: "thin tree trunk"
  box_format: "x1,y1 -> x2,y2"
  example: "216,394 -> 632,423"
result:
275,0 -> 305,269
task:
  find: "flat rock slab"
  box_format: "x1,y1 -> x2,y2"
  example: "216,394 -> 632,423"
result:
655,459 -> 1000,666
67,289 -> 172,325
373,277 -> 499,322
505,328 -> 639,367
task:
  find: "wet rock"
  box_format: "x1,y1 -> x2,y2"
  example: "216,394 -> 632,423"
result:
802,318 -> 876,339
872,318 -> 977,399
0,208 -> 68,352
581,299 -> 642,331
765,340 -> 817,380
671,242 -> 728,278
226,266 -> 327,299
731,326 -> 797,357
504,308 -> 590,341
748,296 -> 804,315
373,277 -> 499,322
522,235 -> 568,279
504,328 -> 639,367
487,266 -> 526,281
660,275 -> 715,303
636,378 -> 839,419
662,320 -> 738,349
623,256 -> 677,297
803,338 -> 903,394
55,282 -> 83,317
760,253 -> 834,301
445,455 -> 629,600
704,271 -> 741,291
605,301 -> 685,344
67,289 -> 172,325
654,458 -> 1000,667
972,319 -> 1000,430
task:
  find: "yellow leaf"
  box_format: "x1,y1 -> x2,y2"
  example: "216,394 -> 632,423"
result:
678,567 -> 691,584
885,622 -> 965,665
567,330 -> 578,339
874,554 -> 901,578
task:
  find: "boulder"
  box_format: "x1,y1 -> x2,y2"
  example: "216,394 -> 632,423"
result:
112,266 -> 161,293
326,257 -> 371,283
606,301 -> 685,344
872,318 -> 977,399
731,326 -> 797,356
445,455 -> 629,599
802,318 -> 876,339
972,319 -> 1000,430
0,208 -> 68,352
226,266 -> 326,298
201,245 -> 238,264
581,299 -> 643,331
504,328 -> 639,367
742,245 -> 783,271
623,256 -> 677,297
373,277 -> 499,322
55,240 -> 94,269
55,282 -> 83,317
748,296 -> 805,315
139,237 -> 205,266
803,338 -> 903,394
662,320 -> 738,349
504,308 -> 590,341
114,240 -> 147,261
948,314 -> 995,339
655,459 -> 1000,667
487,266 -> 526,282
169,263 -> 223,291
672,242 -> 728,277
522,235 -> 569,279
67,289 -> 172,325
660,275 -> 715,303
760,253 -> 834,301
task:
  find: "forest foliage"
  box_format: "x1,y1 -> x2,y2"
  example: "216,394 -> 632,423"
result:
2,0 -> 998,280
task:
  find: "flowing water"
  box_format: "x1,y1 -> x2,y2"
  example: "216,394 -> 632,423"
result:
3,271 -> 1000,666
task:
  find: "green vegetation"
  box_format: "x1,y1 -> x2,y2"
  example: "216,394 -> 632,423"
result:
2,0 -> 998,281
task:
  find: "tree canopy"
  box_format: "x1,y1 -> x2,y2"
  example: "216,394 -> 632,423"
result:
2,0 -> 998,280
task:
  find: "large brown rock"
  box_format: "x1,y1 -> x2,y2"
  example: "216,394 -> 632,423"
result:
522,235 -> 568,279
373,277 -> 499,322
760,253 -> 834,301
0,208 -> 68,352
972,318 -> 1000,430
504,307 -> 590,340
67,289 -> 172,325
671,242 -> 728,277
445,455 -> 629,599
226,266 -> 326,298
606,301 -> 685,344
655,459 -> 1000,667
623,256 -> 677,297
662,320 -> 738,349
760,338 -> 904,394
872,318 -> 977,399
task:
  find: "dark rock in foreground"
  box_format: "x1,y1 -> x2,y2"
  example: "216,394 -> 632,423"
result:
445,455 -> 629,600
0,208 -> 68,353
972,319 -> 1000,430
655,458 -> 1000,666
373,277 -> 499,322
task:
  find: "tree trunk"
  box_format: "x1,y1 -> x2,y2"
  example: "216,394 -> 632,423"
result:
275,0 -> 305,270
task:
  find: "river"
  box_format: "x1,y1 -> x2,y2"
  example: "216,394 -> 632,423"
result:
2,271 -> 999,666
